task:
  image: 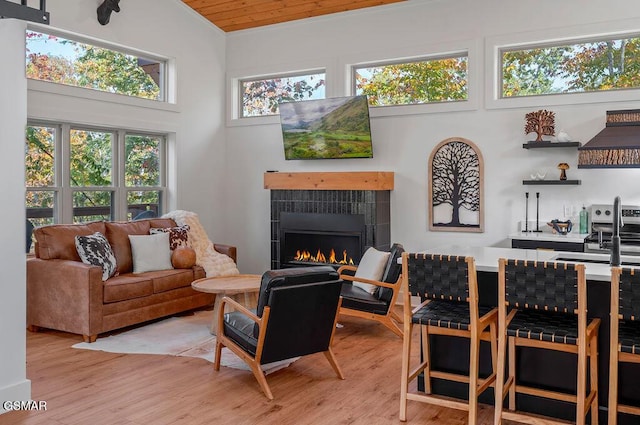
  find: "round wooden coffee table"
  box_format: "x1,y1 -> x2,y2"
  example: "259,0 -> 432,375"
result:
191,274 -> 262,335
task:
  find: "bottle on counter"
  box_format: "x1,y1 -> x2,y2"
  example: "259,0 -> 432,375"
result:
579,205 -> 588,234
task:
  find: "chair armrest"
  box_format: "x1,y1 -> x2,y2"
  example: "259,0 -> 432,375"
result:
217,296 -> 262,333
214,243 -> 237,263
337,265 -> 357,275
340,273 -> 398,289
27,258 -> 104,336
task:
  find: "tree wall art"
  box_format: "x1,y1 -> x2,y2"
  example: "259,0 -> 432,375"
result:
428,137 -> 484,232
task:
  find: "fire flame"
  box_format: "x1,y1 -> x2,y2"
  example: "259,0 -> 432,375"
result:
294,248 -> 354,265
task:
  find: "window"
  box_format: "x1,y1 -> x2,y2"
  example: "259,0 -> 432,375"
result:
240,71 -> 325,118
353,54 -> 468,107
25,123 -> 166,226
501,35 -> 640,98
26,30 -> 165,101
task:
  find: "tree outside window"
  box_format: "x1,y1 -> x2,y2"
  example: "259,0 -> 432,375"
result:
354,55 -> 468,107
502,35 -> 640,98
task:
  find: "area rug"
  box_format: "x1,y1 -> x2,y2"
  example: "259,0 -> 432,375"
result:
72,310 -> 296,374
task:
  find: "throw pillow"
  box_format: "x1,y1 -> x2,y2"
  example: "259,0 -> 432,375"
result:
128,232 -> 173,273
353,247 -> 391,295
171,246 -> 197,269
149,224 -> 191,250
75,232 -> 118,281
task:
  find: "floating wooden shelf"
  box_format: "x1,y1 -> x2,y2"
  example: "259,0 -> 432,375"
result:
522,180 -> 581,185
264,171 -> 394,190
522,141 -> 582,149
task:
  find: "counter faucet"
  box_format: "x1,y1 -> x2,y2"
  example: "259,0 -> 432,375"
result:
611,196 -> 622,267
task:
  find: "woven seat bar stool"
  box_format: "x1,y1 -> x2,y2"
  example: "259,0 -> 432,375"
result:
399,253 -> 498,425
608,267 -> 640,424
495,259 -> 600,425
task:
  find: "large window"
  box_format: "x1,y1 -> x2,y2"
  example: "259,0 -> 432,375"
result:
25,123 -> 166,226
501,34 -> 640,98
240,71 -> 325,118
26,30 -> 165,101
353,53 -> 468,107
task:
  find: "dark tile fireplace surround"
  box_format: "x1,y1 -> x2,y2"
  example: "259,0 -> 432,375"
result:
265,172 -> 394,270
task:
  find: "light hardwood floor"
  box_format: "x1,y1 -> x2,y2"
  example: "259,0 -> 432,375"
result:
3,310 -> 497,425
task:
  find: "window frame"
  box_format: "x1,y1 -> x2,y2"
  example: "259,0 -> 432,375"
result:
229,67 -> 327,125
26,120 -> 167,224
485,19 -> 640,110
26,23 -> 178,111
351,52 -> 470,108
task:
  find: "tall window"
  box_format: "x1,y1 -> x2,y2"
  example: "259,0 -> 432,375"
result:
353,54 -> 468,107
240,71 -> 325,118
25,123 -> 166,225
501,35 -> 640,98
26,30 -> 165,101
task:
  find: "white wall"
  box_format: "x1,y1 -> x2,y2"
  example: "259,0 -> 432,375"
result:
1,0 -> 226,411
0,19 -> 30,413
225,0 -> 640,273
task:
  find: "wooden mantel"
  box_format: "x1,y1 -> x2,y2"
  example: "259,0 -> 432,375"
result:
264,171 -> 394,191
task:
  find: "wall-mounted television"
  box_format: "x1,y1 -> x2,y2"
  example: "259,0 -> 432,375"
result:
279,95 -> 373,160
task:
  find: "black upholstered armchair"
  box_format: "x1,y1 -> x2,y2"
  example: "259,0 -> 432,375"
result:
214,266 -> 345,399
338,243 -> 404,337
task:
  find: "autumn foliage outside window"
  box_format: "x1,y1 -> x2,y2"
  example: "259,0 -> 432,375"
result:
240,72 -> 326,117
354,54 -> 468,107
502,35 -> 640,98
26,30 -> 164,101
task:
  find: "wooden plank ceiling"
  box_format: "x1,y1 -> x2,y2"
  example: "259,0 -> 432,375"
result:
182,0 -> 407,32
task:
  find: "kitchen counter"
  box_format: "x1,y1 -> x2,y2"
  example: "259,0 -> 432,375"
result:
418,245 -> 622,281
508,231 -> 587,243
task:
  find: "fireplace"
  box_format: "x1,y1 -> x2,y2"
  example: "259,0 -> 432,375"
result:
279,212 -> 365,268
265,172 -> 393,270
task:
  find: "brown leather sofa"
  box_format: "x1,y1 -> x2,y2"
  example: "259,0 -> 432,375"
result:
27,218 -> 237,343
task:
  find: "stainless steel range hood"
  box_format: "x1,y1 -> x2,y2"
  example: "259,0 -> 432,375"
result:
578,109 -> 640,168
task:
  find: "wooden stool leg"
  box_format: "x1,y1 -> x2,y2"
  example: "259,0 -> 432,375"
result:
508,336 -> 516,410
399,322 -> 413,421
494,325 -> 507,425
468,329 -> 480,425
590,335 -> 599,425
608,348 -> 619,425
422,326 -> 432,394
576,336 -> 587,425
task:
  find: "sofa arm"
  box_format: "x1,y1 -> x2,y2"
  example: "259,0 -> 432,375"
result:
27,257 -> 104,340
214,243 -> 237,263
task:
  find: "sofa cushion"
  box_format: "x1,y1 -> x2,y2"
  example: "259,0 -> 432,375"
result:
103,274 -> 153,303
34,221 -> 106,260
105,221 -> 151,274
148,218 -> 177,228
353,247 -> 390,294
129,233 -> 173,273
147,268 -> 195,293
340,283 -> 389,315
149,224 -> 191,250
75,232 -> 118,281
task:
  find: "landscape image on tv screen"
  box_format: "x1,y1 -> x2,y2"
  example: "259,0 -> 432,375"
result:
279,95 -> 373,160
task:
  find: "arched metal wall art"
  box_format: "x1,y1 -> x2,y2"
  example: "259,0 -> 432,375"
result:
428,137 -> 484,232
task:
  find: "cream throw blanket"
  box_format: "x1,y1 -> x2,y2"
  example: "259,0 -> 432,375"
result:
162,210 -> 239,277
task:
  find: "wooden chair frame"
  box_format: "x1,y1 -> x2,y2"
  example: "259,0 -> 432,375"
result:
338,264 -> 403,337
494,259 -> 600,425
608,267 -> 640,424
399,253 -> 498,424
214,295 -> 345,400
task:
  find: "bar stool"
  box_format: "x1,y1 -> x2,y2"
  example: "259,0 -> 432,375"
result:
608,267 -> 640,424
494,259 -> 600,425
399,253 -> 498,424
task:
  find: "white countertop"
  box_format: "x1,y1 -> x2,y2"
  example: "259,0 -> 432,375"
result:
509,232 -> 587,243
408,245 -> 636,282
